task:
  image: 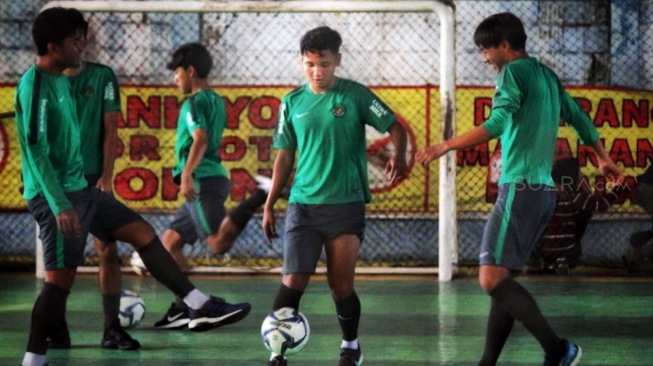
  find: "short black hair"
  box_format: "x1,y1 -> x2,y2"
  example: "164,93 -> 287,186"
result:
552,157 -> 580,186
473,12 -> 527,51
166,43 -> 212,78
32,7 -> 88,56
300,26 -> 342,56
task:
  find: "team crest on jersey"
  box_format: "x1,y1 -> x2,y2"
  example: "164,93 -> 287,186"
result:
331,104 -> 346,117
81,86 -> 94,98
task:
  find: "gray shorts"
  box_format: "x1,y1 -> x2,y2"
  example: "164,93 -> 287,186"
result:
169,176 -> 229,245
28,186 -> 143,270
283,201 -> 366,274
480,183 -> 556,271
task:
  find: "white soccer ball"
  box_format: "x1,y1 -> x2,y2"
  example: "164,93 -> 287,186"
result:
130,251 -> 149,277
261,307 -> 310,356
119,290 -> 146,328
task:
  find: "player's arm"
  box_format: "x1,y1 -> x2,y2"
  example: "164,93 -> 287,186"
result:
97,70 -> 121,193
262,148 -> 295,242
384,120 -> 408,183
416,67 -> 519,164
97,111 -> 119,193
16,83 -> 79,236
560,90 -> 624,184
181,127 -> 208,201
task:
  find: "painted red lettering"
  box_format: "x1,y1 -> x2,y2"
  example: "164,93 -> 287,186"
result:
248,96 -> 280,129
130,135 -> 161,161
114,168 -> 158,200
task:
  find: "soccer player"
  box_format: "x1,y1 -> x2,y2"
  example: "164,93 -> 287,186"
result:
45,13 -> 140,351
415,12 -> 623,366
16,8 -> 250,366
262,26 -> 408,366
152,42 -> 264,329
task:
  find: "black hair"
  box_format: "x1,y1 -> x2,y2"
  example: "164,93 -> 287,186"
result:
552,157 -> 580,188
166,43 -> 212,79
473,12 -> 527,50
32,7 -> 88,56
300,26 -> 342,56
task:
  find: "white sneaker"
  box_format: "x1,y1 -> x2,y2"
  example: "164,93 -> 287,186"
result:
130,251 -> 149,277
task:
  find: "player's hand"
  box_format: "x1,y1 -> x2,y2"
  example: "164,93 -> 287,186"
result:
96,174 -> 113,194
180,173 -> 198,201
385,155 -> 408,184
56,208 -> 81,237
598,159 -> 624,186
262,205 -> 278,243
415,143 -> 448,165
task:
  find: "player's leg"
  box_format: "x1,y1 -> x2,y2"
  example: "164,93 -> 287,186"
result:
94,238 -> 141,350
207,175 -> 285,254
322,202 -> 365,366
478,183 -> 580,365
268,203 -> 322,366
155,228 -> 192,329
91,187 -> 251,332
23,190 -> 94,366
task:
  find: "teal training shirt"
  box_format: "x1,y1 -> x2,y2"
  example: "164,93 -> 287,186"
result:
68,62 -> 121,175
173,89 -> 228,180
14,65 -> 88,215
274,78 -> 396,204
482,57 -> 600,186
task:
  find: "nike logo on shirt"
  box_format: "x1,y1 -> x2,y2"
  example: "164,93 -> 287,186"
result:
295,112 -> 310,119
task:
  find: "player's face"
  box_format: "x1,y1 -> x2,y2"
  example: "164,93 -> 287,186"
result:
174,67 -> 192,94
53,29 -> 84,69
302,50 -> 341,93
479,43 -> 509,73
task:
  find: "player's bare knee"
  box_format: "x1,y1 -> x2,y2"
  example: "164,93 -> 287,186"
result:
97,242 -> 119,264
331,287 -> 354,301
207,235 -> 233,255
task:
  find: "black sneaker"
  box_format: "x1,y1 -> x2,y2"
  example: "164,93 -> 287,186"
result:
339,346 -> 363,366
154,303 -> 190,329
47,321 -> 71,349
101,327 -> 141,350
268,356 -> 288,366
188,296 -> 251,332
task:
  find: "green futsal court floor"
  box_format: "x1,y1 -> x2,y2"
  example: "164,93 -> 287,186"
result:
1,273 -> 652,365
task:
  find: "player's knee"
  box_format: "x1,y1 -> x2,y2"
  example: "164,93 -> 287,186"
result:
207,236 -> 233,255
97,243 -> 119,264
330,285 -> 354,300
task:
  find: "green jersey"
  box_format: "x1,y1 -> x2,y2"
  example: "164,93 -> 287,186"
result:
68,62 -> 121,175
274,78 -> 396,204
482,57 -> 599,186
14,65 -> 87,215
173,89 -> 227,180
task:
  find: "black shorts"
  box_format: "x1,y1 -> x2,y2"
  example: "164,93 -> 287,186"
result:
169,176 -> 230,245
283,201 -> 366,274
28,186 -> 142,270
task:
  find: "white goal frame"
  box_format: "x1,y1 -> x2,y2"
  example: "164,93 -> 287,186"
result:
40,0 -> 458,281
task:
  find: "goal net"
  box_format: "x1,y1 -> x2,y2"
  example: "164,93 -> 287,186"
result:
25,1 -> 457,278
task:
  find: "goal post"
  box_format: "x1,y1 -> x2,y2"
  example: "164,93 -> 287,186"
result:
40,0 -> 457,281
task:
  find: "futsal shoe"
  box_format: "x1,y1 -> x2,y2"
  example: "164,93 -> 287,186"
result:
268,356 -> 288,366
543,339 -> 581,366
188,296 -> 251,332
339,346 -> 363,366
47,321 -> 71,349
154,303 -> 190,329
101,327 -> 141,350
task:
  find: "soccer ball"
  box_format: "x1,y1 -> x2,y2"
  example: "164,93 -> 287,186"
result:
261,307 -> 310,356
130,251 -> 149,276
119,290 -> 146,328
